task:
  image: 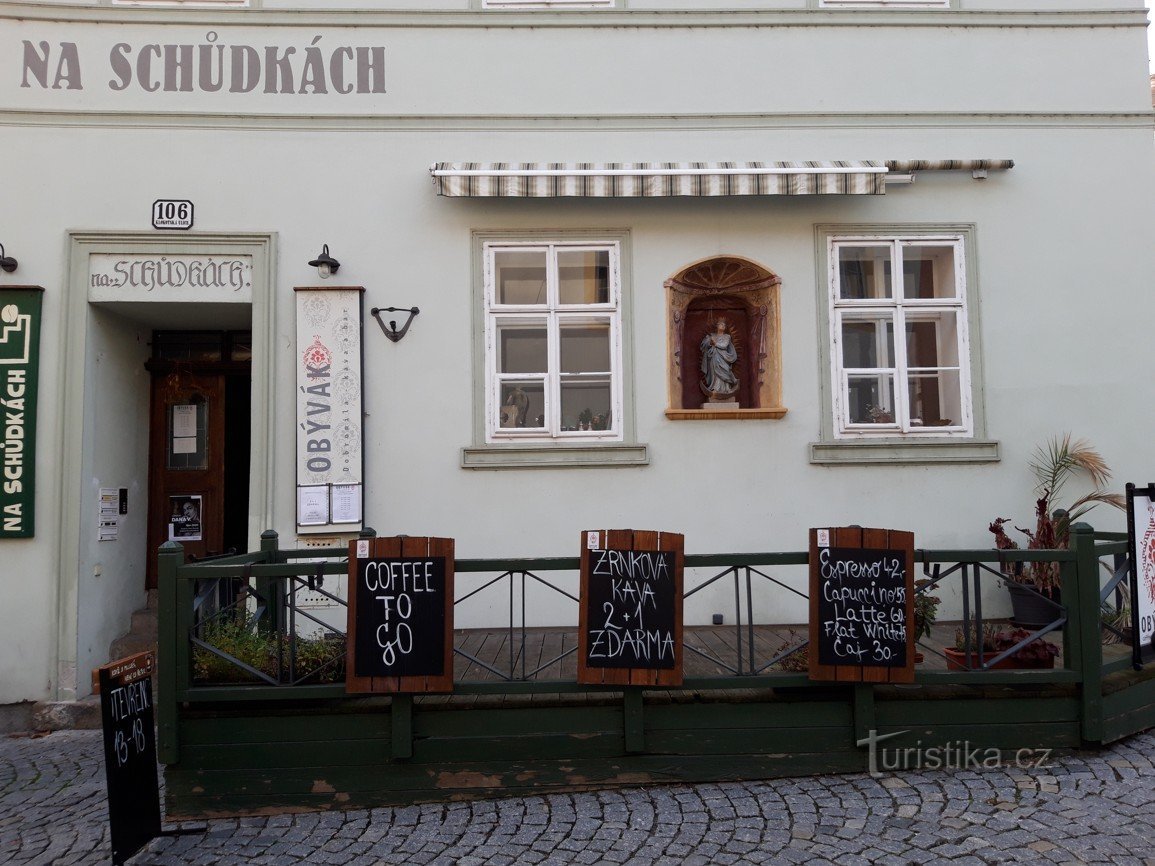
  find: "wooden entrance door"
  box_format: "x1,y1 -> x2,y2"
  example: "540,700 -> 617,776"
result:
145,331 -> 252,588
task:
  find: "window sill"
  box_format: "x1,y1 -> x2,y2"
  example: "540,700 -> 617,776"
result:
462,443 -> 649,469
666,407 -> 788,421
809,438 -> 999,465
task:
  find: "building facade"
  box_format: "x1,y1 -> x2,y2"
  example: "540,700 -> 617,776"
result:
1,0 -> 1153,710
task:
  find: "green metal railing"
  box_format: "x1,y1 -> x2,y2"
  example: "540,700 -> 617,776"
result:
156,523 -> 1138,764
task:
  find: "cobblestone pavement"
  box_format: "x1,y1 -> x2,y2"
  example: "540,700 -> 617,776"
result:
6,730 -> 1155,865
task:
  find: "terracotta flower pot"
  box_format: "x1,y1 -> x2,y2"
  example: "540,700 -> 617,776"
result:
943,647 -> 1055,671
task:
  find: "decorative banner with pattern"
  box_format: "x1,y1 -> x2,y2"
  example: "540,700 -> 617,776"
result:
1127,483 -> 1155,665
0,287 -> 44,539
294,287 -> 364,532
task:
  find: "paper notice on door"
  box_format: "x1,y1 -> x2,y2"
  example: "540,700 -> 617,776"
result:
172,404 -> 197,437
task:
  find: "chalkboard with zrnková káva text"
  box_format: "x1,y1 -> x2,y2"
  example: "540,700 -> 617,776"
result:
578,529 -> 684,687
346,536 -> 454,694
98,651 -> 162,866
808,527 -> 915,684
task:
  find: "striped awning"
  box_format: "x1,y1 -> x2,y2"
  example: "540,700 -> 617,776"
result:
430,162 -> 889,197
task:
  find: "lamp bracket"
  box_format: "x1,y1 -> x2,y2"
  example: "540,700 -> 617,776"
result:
370,306 -> 420,343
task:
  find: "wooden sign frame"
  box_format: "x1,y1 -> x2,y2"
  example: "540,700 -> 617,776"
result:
808,526 -> 915,684
346,535 -> 454,694
578,529 -> 684,687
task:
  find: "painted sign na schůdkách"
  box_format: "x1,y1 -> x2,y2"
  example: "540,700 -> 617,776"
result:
0,287 -> 43,539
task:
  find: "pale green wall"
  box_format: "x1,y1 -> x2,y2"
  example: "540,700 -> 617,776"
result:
0,2 -> 1152,701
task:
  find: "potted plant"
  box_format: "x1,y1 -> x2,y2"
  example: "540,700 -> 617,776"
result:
945,622 -> 1060,670
989,434 -> 1124,627
913,579 -> 941,663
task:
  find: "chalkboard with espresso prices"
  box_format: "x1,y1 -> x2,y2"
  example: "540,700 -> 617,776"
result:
346,536 -> 455,694
808,527 -> 915,684
98,651 -> 162,866
578,529 -> 684,687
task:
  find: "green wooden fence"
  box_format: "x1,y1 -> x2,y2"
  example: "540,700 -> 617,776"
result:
156,524 -> 1155,817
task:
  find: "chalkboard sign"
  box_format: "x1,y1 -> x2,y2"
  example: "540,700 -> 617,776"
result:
578,529 -> 684,687
98,652 -> 161,866
346,536 -> 454,694
808,527 -> 915,684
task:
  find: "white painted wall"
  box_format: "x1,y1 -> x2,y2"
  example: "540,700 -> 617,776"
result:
75,307 -> 151,696
0,1 -> 1151,701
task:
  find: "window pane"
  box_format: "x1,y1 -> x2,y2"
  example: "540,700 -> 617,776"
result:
497,325 -> 548,373
841,318 -> 895,368
905,312 -> 959,368
498,381 -> 545,429
560,379 -> 612,432
846,374 -> 895,425
558,250 -> 610,305
560,322 -> 610,373
908,370 -> 962,427
902,245 -> 956,299
837,247 -> 892,300
494,250 -> 547,305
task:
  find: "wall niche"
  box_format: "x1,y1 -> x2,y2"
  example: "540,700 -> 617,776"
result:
665,256 -> 787,420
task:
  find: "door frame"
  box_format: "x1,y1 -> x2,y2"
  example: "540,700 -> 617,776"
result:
55,231 -> 275,700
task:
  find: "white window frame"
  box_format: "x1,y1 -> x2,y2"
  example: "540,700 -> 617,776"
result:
483,241 -> 624,445
828,234 -> 973,439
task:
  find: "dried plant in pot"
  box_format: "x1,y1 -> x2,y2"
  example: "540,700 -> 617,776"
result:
989,434 -> 1124,627
946,622 -> 1060,670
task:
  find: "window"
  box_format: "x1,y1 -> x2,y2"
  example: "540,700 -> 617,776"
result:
485,241 -> 622,443
483,0 -> 615,8
829,235 -> 971,438
818,1 -> 949,8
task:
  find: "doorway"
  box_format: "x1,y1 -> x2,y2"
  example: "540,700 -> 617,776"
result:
145,331 -> 251,587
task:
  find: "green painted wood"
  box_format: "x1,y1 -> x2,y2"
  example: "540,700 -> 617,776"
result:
875,698 -> 1079,726
1071,525 -> 1104,743
853,684 -> 875,742
156,541 -> 184,764
391,694 -> 413,760
873,722 -> 1080,748
623,690 -> 644,753
163,749 -> 867,816
643,700 -> 853,729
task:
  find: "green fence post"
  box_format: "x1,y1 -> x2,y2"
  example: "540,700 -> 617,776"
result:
1071,523 -> 1103,744
624,688 -> 645,754
391,694 -> 414,760
256,529 -> 282,635
157,540 -> 185,765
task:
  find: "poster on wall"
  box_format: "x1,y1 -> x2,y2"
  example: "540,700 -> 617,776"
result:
0,287 -> 43,539
295,287 -> 364,533
167,495 -> 202,541
1127,483 -> 1155,666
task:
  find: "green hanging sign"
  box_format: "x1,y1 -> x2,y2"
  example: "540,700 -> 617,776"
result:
0,287 -> 44,539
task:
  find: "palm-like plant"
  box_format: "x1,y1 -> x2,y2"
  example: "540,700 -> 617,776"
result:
990,434 -> 1124,592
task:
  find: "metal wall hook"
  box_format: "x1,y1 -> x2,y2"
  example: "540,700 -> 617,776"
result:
0,244 -> 17,274
370,306 -> 420,343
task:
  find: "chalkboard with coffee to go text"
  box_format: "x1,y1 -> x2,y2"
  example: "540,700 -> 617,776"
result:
346,536 -> 454,694
578,529 -> 684,687
808,526 -> 915,684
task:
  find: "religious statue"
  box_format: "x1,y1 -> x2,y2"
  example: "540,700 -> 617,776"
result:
700,318 -> 739,403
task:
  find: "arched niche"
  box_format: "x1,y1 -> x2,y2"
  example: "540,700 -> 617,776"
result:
665,256 -> 787,420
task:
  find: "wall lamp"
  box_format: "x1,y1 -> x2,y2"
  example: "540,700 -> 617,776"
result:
371,306 -> 420,343
307,244 -> 340,279
0,244 -> 17,274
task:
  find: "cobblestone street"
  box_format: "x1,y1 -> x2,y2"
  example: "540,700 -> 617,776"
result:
5,729 -> 1155,865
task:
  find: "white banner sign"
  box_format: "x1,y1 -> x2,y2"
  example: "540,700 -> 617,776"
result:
295,288 -> 363,532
